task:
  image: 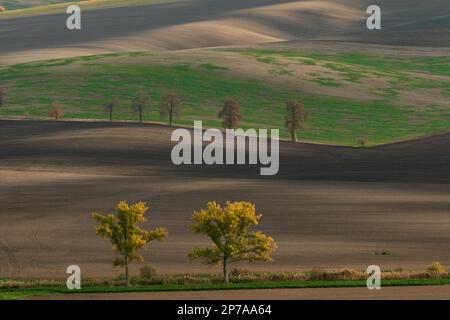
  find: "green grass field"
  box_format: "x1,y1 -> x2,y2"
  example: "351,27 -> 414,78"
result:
1,50 -> 449,146
2,266 -> 449,299
2,277 -> 450,300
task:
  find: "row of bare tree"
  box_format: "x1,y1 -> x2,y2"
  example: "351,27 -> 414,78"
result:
118,93 -> 309,142
217,98 -> 309,142
1,86 -> 309,142
104,92 -> 181,125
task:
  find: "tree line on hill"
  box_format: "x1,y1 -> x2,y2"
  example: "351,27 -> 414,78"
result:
0,86 -> 310,142
102,92 -> 309,142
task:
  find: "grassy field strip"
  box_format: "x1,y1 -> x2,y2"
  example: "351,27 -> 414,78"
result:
0,0 -> 178,19
1,50 -> 449,146
2,278 -> 450,300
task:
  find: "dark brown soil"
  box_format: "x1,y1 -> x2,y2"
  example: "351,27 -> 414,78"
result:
0,120 -> 449,278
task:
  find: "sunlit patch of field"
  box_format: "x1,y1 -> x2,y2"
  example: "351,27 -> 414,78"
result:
0,0 -> 177,18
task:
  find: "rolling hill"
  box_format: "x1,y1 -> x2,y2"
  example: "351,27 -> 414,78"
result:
0,0 -> 449,65
0,0 -> 449,281
1,1 -> 449,145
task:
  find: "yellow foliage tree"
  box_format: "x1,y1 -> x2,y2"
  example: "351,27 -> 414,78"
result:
93,201 -> 168,287
188,201 -> 277,284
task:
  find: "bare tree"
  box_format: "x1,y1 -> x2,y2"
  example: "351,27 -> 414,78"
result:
218,99 -> 241,129
49,102 -> 63,120
104,97 -> 119,122
160,92 -> 181,126
132,93 -> 149,123
357,136 -> 369,148
284,100 -> 308,142
0,87 -> 5,108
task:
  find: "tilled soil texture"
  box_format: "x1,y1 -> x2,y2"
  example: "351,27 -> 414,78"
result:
0,120 -> 449,278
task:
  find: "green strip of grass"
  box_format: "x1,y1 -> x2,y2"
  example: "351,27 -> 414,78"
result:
0,290 -> 55,300
2,278 -> 450,300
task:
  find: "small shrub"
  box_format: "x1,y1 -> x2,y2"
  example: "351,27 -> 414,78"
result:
302,59 -> 316,65
49,102 -> 63,120
232,273 -> 258,283
115,273 -> 126,281
372,250 -> 391,256
183,274 -> 202,285
264,272 -> 307,282
308,268 -> 363,281
338,268 -> 363,280
426,261 -> 446,275
230,268 -> 251,278
160,274 -> 172,285
308,269 -> 328,281
139,265 -> 157,279
357,136 -> 368,147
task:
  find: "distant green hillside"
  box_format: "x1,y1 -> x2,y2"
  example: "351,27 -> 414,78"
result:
1,50 -> 449,146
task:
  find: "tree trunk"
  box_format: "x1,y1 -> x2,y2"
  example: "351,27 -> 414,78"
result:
222,255 -> 229,284
291,131 -> 297,142
109,109 -> 113,122
139,108 -> 143,123
169,109 -> 173,126
125,255 -> 130,287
